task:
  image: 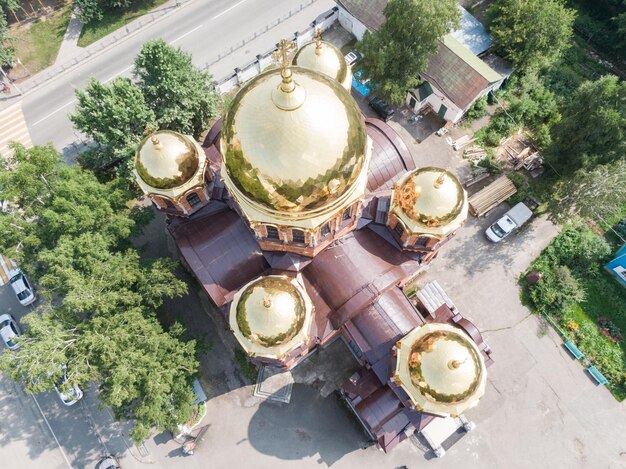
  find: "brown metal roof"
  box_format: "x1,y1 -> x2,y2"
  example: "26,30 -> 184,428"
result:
366,118 -> 415,193
422,41 -> 490,110
337,0 -> 387,31
302,230 -> 420,327
169,206 -> 269,306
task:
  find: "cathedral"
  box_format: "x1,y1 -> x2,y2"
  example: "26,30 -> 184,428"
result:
133,35 -> 491,453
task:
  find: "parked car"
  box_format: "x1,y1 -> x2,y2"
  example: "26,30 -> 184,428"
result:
9,269 -> 36,306
54,364 -> 83,406
344,50 -> 361,65
96,456 -> 120,469
368,96 -> 395,122
485,202 -> 533,242
0,314 -> 21,350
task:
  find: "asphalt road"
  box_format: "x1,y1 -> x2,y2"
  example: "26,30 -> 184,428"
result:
22,0 -> 335,157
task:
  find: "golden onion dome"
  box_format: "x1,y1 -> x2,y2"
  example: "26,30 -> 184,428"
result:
221,66 -> 368,215
394,323 -> 487,417
135,131 -> 199,190
293,39 -> 351,90
229,275 -> 313,359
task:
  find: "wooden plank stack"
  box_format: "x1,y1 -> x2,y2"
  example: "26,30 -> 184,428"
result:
468,175 -> 517,217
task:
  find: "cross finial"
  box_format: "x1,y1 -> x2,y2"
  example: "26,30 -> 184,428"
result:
272,39 -> 296,72
143,127 -> 161,147
272,39 -> 297,93
314,28 -> 322,55
433,170 -> 447,189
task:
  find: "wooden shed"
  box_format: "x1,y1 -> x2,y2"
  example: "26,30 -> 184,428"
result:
468,175 -> 517,217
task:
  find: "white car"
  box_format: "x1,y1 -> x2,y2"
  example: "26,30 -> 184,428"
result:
0,314 -> 21,350
54,365 -> 83,406
9,269 -> 36,306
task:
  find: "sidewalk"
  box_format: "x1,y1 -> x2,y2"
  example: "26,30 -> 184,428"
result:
55,12 -> 84,64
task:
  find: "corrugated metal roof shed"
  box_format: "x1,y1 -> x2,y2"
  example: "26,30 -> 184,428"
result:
451,6 -> 493,56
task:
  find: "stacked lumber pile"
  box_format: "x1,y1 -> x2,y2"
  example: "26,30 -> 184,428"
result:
500,138 -> 543,171
463,167 -> 490,187
468,175 -> 517,217
463,146 -> 486,164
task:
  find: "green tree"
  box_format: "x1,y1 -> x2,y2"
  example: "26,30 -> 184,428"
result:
70,77 -> 157,178
547,75 -> 626,172
355,0 -> 459,103
488,0 -> 576,71
548,159 -> 626,222
0,144 -> 197,442
133,39 -> 220,138
74,0 -> 104,23
0,7 -> 15,67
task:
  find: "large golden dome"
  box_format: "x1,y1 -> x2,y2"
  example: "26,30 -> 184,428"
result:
293,39 -> 351,90
135,131 -> 200,190
221,66 -> 368,215
394,323 -> 486,417
230,275 -> 313,359
391,168 -> 468,236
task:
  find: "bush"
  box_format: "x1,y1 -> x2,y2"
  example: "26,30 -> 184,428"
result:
466,96 -> 489,121
543,224 -> 611,275
529,265 -> 586,313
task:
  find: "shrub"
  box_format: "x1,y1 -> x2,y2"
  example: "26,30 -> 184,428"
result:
466,96 -> 489,121
544,224 -> 611,275
529,265 -> 585,313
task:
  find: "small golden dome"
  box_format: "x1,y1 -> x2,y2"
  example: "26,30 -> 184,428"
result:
395,168 -> 464,228
221,66 -> 367,215
230,275 -> 313,359
293,40 -> 351,90
395,323 -> 486,417
136,131 -> 199,190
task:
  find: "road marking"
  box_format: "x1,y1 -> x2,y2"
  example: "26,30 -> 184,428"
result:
170,24 -> 204,44
103,65 -> 133,83
31,394 -> 74,469
31,100 -> 76,127
212,0 -> 250,20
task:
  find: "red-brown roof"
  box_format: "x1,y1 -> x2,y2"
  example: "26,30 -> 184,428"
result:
366,118 -> 415,193
422,41 -> 490,110
169,205 -> 269,307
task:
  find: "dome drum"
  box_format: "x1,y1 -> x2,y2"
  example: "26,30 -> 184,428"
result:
388,168 -> 468,241
134,130 -> 211,217
393,323 -> 487,417
229,275 -> 314,362
221,66 -> 370,226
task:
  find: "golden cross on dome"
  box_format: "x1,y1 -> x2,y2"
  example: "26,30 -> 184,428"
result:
314,27 -> 322,55
143,126 -> 161,146
272,39 -> 296,71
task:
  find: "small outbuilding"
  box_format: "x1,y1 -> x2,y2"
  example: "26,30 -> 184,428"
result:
606,244 -> 626,288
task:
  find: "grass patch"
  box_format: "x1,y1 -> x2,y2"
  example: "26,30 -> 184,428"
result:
234,348 -> 257,384
11,3 -> 72,74
523,225 -> 626,400
78,0 -> 169,47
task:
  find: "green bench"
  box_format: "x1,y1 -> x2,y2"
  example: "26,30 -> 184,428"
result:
563,340 -> 584,360
587,366 -> 608,385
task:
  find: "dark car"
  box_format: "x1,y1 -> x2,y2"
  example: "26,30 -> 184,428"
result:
368,97 -> 394,122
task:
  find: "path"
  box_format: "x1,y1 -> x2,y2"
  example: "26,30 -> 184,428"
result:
55,12 -> 84,64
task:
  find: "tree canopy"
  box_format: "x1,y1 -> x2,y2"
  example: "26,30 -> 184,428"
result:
355,0 -> 459,103
133,39 -> 220,138
0,7 -> 15,67
547,75 -> 626,172
0,144 -> 197,442
70,77 -> 157,178
488,0 -> 576,71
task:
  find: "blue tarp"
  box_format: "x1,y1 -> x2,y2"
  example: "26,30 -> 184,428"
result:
606,244 -> 626,287
352,71 -> 372,97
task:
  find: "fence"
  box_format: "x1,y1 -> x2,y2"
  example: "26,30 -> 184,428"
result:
214,6 -> 339,93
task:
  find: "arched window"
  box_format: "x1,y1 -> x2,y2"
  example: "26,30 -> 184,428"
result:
415,236 -> 430,247
266,225 -> 280,240
393,221 -> 405,238
321,223 -> 331,237
162,197 -> 176,209
292,229 -> 306,244
342,207 -> 352,221
186,192 -> 201,207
